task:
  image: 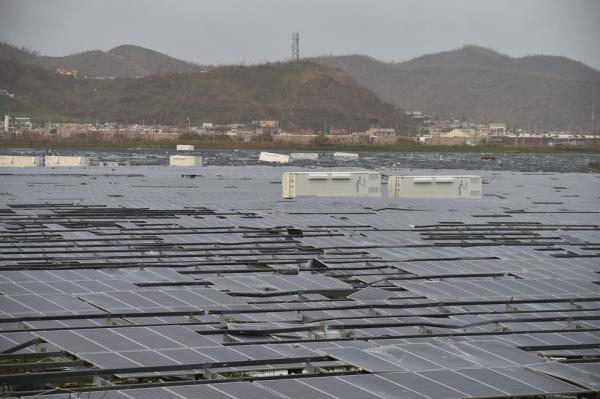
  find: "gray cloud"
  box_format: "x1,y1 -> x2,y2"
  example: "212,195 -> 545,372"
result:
0,0 -> 599,68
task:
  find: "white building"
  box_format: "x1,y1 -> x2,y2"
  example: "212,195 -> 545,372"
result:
488,123 -> 506,135
2,115 -> 32,134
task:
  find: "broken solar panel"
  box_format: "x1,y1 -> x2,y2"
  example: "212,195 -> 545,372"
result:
320,340 -> 546,373
393,278 -> 600,300
0,164 -> 598,398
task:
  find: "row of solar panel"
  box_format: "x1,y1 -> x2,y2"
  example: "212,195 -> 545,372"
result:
21,367 -> 592,399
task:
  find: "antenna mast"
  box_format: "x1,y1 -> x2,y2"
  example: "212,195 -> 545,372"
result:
292,32 -> 300,61
592,103 -> 595,136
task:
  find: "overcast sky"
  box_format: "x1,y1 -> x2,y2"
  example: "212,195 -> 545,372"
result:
1,0 -> 599,68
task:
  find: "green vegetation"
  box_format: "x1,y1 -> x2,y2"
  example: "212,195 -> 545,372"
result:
0,56 -> 412,131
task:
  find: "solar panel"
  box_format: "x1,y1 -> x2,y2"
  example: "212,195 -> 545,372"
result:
1,162 -> 598,398
80,352 -> 141,369
36,330 -> 108,353
321,347 -> 402,372
117,387 -> 181,399
167,385 -> 234,399
338,374 -> 430,399
125,350 -> 180,366
257,379 -> 339,399
377,372 -> 466,399
457,368 -> 545,396
420,370 -> 507,397
301,376 -> 385,399
529,362 -> 600,390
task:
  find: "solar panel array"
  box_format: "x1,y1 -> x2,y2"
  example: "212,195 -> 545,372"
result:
0,164 -> 598,398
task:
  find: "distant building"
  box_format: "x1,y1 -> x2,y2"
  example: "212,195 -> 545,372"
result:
368,128 -> 395,138
0,89 -> 15,98
257,120 -> 278,129
406,111 -> 429,122
488,123 -> 506,135
14,117 -> 32,130
368,118 -> 379,129
441,129 -> 472,138
368,128 -> 397,144
2,115 -> 32,134
329,128 -> 349,136
55,68 -> 78,77
426,129 -> 473,145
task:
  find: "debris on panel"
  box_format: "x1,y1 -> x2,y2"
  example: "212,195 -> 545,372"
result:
334,151 -> 359,159
169,155 -> 203,166
176,144 -> 195,151
290,152 -> 319,161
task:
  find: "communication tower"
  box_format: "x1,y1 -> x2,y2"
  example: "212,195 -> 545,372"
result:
292,32 -> 300,61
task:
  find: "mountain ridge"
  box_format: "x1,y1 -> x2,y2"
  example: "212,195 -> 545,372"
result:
0,56 -> 410,130
0,42 -> 202,78
3,42 -> 598,131
313,46 -> 600,130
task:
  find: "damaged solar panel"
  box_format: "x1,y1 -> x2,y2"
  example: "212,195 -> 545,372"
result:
0,163 -> 598,398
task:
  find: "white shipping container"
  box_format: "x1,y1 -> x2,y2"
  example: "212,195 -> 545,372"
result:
0,155 -> 42,167
333,152 -> 359,159
388,175 -> 482,198
282,171 -> 380,198
45,156 -> 89,167
290,152 -> 319,161
259,152 -> 290,163
176,144 -> 195,151
169,155 -> 203,166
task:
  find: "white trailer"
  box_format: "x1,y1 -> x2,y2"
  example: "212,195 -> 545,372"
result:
388,175 -> 483,198
169,155 -> 203,166
259,152 -> 290,163
45,156 -> 89,167
0,155 -> 42,167
282,171 -> 380,198
176,144 -> 195,151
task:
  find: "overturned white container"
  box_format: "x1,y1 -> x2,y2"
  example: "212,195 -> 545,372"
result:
282,171 -> 380,198
0,155 -> 42,167
388,175 -> 483,198
169,155 -> 203,166
334,152 -> 359,159
176,144 -> 195,151
259,152 -> 290,163
290,152 -> 319,161
45,156 -> 89,167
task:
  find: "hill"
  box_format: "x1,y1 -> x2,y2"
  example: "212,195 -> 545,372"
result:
0,42 -> 201,78
0,57 -> 410,130
313,46 -> 600,131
